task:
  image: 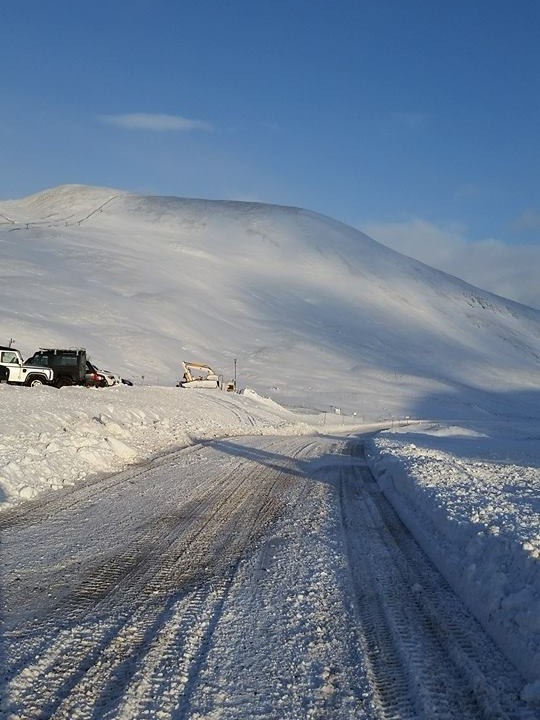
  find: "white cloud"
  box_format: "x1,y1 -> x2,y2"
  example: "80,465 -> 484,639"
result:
361,218 -> 540,310
514,210 -> 540,231
99,113 -> 212,132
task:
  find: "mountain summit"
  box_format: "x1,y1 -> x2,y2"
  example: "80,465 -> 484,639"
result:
1,185 -> 539,418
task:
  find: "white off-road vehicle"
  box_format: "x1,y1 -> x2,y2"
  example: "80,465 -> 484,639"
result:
0,346 -> 54,386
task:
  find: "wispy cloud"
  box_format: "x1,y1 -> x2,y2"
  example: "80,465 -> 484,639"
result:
513,209 -> 540,231
99,113 -> 213,132
453,183 -> 485,201
360,218 -> 540,310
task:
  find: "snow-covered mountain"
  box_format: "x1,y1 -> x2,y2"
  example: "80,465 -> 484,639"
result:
2,184 -> 540,418
3,187 -> 540,698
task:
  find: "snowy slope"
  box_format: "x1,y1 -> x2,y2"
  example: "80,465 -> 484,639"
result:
2,184 -> 540,418
2,185 -> 540,701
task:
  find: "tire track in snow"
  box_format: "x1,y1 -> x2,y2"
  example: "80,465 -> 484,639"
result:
103,438 -> 316,720
6,434 -> 533,719
5,438 -> 308,719
203,393 -> 259,429
3,446 -> 220,680
172,437 -> 366,720
6,466 -> 252,718
0,443 -> 204,533
340,440 -> 533,720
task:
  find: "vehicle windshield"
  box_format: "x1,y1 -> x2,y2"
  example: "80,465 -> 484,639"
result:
2,351 -> 20,364
25,355 -> 47,366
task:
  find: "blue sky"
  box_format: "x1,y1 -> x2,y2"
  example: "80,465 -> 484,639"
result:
2,1 -> 540,305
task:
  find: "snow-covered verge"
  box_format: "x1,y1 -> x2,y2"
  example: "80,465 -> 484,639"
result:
0,383 -> 363,511
4,378 -> 540,704
366,420 -> 540,701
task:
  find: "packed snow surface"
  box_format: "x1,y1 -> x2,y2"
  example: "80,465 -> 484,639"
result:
1,184 -> 540,714
1,383 -> 539,709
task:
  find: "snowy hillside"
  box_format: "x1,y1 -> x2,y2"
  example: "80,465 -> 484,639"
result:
1,184 -> 540,418
2,186 -> 540,705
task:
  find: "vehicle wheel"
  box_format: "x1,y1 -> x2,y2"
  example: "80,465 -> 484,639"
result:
25,375 -> 46,387
56,376 -> 73,388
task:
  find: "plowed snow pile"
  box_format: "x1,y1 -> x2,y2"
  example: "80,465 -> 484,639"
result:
367,420 -> 540,700
0,383 -> 338,505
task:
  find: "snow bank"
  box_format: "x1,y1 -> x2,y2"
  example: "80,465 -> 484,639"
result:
0,384 -> 319,510
366,420 -> 540,699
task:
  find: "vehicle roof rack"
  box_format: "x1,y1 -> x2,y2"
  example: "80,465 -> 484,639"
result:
38,347 -> 86,352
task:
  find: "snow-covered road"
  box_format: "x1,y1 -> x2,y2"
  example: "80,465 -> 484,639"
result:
1,433 -> 532,719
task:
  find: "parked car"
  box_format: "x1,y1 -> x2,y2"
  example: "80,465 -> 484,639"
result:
84,361 -> 104,388
97,368 -> 122,387
85,361 -> 121,388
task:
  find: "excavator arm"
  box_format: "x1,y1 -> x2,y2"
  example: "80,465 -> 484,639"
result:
179,361 -> 221,388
